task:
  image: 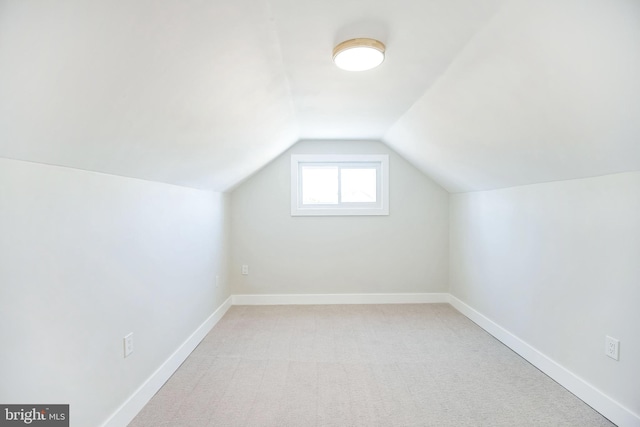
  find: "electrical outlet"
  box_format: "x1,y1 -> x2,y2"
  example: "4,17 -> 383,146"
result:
215,275 -> 220,288
124,333 -> 134,358
605,336 -> 619,361
241,265 -> 249,275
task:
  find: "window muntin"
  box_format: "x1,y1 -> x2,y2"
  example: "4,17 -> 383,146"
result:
291,154 -> 389,216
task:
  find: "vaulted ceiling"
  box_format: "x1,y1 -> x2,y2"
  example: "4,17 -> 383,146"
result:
1,0 -> 639,192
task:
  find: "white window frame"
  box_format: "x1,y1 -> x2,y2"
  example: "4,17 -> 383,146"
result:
291,154 -> 389,216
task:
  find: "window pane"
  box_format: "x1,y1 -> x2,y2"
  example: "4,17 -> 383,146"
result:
341,168 -> 377,203
302,166 -> 339,204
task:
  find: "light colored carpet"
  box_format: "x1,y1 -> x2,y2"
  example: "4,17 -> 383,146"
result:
129,304 -> 614,427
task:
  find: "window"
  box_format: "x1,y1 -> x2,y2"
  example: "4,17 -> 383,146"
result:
291,154 -> 389,216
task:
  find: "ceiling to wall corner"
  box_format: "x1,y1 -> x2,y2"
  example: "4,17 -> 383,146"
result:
1,0 -> 638,192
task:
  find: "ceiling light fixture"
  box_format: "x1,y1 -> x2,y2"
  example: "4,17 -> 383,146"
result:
332,38 -> 385,71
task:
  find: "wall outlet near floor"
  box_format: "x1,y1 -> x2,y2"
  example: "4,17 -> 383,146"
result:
215,275 -> 220,288
241,265 -> 249,275
605,336 -> 619,360
124,333 -> 134,358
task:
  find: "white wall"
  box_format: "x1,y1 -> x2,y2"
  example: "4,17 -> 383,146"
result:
0,158 -> 230,427
450,172 -> 640,420
230,140 -> 449,295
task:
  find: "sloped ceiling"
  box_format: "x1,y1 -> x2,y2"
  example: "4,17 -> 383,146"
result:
1,0 -> 639,192
385,0 -> 640,192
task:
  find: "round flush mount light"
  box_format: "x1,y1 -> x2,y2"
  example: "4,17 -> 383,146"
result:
332,38 -> 385,71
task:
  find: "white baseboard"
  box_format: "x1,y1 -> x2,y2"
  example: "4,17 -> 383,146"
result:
232,292 -> 449,305
448,295 -> 640,427
101,296 -> 233,427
